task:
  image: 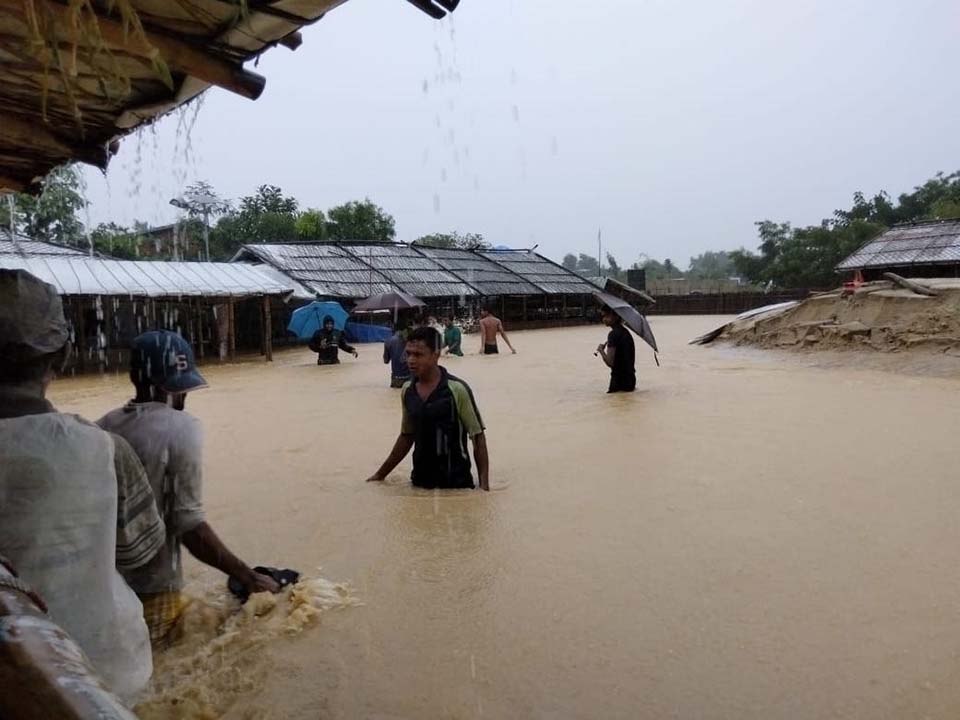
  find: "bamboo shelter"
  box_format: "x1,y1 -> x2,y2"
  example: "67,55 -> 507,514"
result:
233,241 -> 602,331
0,0 -> 463,191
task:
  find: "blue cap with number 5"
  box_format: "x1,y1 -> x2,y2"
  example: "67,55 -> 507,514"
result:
130,330 -> 208,394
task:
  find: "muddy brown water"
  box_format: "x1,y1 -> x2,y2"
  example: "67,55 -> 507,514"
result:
49,317 -> 960,719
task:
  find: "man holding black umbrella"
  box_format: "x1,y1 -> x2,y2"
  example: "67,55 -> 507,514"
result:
597,305 -> 636,393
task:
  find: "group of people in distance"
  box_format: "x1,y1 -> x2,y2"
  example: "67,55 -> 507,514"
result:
0,268 -> 639,706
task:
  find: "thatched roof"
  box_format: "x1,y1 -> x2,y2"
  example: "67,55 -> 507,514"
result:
838,220 -> 960,271
0,0 -> 460,192
233,242 -> 598,299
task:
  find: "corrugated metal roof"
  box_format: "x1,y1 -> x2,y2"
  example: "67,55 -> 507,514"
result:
0,256 -> 294,297
234,242 -> 597,299
838,220 -> 960,270
0,236 -> 87,256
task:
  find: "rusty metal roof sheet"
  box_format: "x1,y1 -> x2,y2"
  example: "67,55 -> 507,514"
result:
838,220 -> 960,270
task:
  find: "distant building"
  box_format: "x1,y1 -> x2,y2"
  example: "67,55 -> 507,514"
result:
838,219 -> 960,279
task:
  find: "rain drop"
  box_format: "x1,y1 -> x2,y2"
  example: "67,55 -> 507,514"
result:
433,194 -> 441,213
511,105 -> 520,123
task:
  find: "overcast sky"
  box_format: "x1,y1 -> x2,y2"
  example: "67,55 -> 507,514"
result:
81,0 -> 960,267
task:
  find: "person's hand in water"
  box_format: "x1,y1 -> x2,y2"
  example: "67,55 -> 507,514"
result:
245,570 -> 280,594
511,348 -> 517,354
352,350 -> 359,358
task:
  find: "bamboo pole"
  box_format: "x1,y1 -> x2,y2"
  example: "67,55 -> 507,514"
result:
75,297 -> 86,373
262,296 -> 273,362
228,297 -> 236,361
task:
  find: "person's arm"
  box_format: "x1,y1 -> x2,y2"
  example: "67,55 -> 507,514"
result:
383,340 -> 391,364
450,381 -> 488,490
498,321 -> 517,354
366,435 -> 415,482
597,343 -> 616,368
339,335 -> 358,357
110,434 -> 166,572
473,433 -> 489,491
181,523 -> 278,593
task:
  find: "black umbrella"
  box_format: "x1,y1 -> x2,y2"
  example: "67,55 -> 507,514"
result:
353,291 -> 426,325
353,291 -> 426,313
594,290 -> 659,356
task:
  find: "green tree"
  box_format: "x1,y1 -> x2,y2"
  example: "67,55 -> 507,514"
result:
413,231 -> 488,249
295,209 -> 328,240
209,184 -> 301,259
686,250 -> 734,280
562,253 -> 577,270
605,253 -> 625,281
327,199 -> 395,242
0,164 -> 86,246
240,184 -> 298,215
89,222 -> 141,259
575,253 -> 599,275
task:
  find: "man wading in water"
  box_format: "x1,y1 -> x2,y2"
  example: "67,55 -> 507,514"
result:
596,305 -> 636,393
98,331 -> 280,647
366,326 -> 490,490
310,315 -> 358,365
478,307 -> 516,355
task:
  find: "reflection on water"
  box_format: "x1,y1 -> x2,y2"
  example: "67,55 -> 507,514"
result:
48,320 -> 960,719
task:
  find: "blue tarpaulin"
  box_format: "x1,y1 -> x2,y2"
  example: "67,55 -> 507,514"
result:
344,322 -> 393,343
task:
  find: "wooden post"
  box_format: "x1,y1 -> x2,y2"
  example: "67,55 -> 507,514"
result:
522,296 -> 528,322
500,295 -> 506,320
196,300 -> 205,360
228,297 -> 236,361
562,294 -> 568,321
75,298 -> 86,373
263,296 -> 273,362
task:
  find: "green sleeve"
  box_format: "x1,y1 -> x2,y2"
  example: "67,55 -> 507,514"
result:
400,382 -> 415,435
450,381 -> 485,437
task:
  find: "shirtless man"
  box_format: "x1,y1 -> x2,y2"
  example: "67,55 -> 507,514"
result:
478,307 -> 516,355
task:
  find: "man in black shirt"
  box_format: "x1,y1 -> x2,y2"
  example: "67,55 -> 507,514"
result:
366,326 -> 490,490
309,315 -> 358,366
596,306 -> 636,393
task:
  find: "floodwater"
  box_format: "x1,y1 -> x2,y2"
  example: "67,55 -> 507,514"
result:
49,317 -> 960,719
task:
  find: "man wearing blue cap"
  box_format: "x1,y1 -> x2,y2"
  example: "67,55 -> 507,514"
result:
98,330 -> 279,647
